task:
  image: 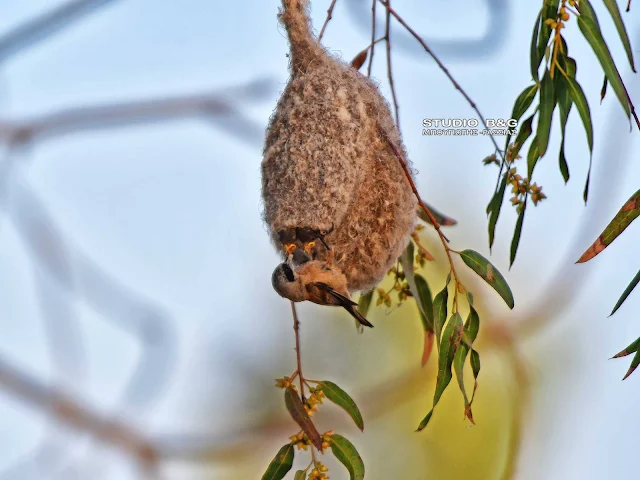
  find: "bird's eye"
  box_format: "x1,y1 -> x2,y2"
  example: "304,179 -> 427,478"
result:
282,263 -> 295,282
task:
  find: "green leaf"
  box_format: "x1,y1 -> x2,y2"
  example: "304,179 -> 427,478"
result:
556,72 -> 572,183
527,135 -> 540,178
329,434 -> 365,480
318,381 -> 364,431
562,75 -> 593,202
459,250 -> 515,309
414,274 -> 434,332
400,242 -> 430,329
512,114 -> 535,161
453,344 -> 471,411
511,84 -> 539,123
433,281 -> 450,346
577,189 -> 640,262
284,387 -> 322,450
600,76 -> 608,103
610,269 -> 640,316
453,306 -> 481,423
577,3 -> 631,118
558,141 -> 570,183
510,202 -> 527,268
464,304 -> 480,345
565,56 -> 577,78
537,1 -> 561,72
416,410 -> 433,432
434,313 -> 463,405
488,174 -> 508,249
612,337 -> 640,358
602,0 -> 636,72
470,348 -> 481,379
536,69 -> 556,158
564,75 -> 593,152
505,84 -> 539,152
417,202 -> 457,226
357,290 -> 374,318
294,471 -> 306,480
622,350 -> 640,380
530,10 -> 542,81
417,313 -> 463,431
261,443 -> 294,480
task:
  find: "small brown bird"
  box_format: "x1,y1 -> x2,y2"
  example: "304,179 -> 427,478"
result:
272,260 -> 374,328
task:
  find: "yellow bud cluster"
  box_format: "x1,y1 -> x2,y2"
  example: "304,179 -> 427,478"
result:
290,431 -> 311,451
274,376 -> 292,388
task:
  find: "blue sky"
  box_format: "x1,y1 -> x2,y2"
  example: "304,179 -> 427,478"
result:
0,1 -> 639,479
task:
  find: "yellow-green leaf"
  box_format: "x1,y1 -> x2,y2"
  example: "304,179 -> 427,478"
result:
329,434 -> 365,480
318,381 -> 364,431
459,250 -> 515,309
577,189 -> 640,262
610,269 -> 640,316
261,443 -> 294,480
284,387 -> 322,450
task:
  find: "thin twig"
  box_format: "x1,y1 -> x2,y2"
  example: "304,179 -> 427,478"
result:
378,0 -> 505,171
384,0 -> 400,128
291,301 -> 305,399
318,0 -> 339,41
367,0 -> 377,77
0,355 -> 159,468
382,131 -> 461,308
0,0 -> 119,63
0,81 -> 272,148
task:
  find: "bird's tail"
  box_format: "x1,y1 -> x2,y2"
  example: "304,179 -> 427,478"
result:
345,304 -> 374,328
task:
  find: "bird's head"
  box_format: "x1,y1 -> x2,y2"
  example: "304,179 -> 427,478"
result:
271,262 -> 306,301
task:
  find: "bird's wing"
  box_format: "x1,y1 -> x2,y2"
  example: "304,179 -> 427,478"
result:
313,282 -> 358,306
313,282 -> 374,328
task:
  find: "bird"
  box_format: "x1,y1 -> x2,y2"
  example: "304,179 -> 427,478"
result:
261,0 -> 417,294
271,260 -> 374,328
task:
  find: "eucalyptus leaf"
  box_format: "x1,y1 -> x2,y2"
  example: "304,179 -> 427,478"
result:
459,250 -> 515,309
261,443 -> 294,480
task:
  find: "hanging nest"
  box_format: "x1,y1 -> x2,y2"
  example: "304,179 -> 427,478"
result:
261,0 -> 417,293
